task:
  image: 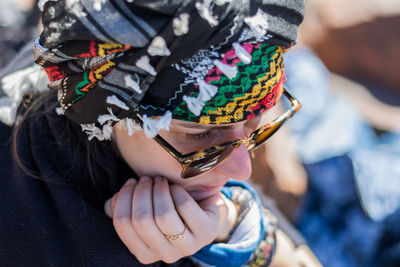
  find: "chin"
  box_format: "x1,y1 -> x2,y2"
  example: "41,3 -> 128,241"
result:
187,185 -> 225,202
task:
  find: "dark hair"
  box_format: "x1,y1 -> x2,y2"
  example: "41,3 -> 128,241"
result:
11,89 -> 119,193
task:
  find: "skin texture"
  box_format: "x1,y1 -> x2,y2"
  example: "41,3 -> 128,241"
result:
105,117 -> 259,264
105,115 -> 322,265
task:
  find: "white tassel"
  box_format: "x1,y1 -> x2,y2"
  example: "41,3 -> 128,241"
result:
244,9 -> 269,39
97,107 -> 120,125
102,121 -> 113,140
136,55 -> 157,76
197,78 -> 218,102
55,107 -> 64,115
118,119 -> 127,130
143,110 -> 172,138
183,95 -> 205,116
81,124 -> 105,141
195,0 -> 218,27
124,75 -> 143,94
106,95 -> 129,110
214,60 -> 238,80
142,111 -> 172,138
142,115 -> 158,138
156,111 -> 172,131
233,42 -> 251,64
173,13 -> 190,36
92,0 -> 104,11
126,118 -> 142,136
148,36 -> 171,56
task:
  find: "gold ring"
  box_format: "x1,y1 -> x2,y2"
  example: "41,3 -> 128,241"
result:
162,226 -> 187,241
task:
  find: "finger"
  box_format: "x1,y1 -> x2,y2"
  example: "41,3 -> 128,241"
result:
132,176 -> 178,262
170,185 -> 220,244
112,178 -> 157,263
153,177 -> 187,238
153,178 -> 197,257
105,178 -> 136,218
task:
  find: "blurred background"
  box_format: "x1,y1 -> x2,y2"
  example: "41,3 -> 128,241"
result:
251,0 -> 400,266
1,0 -> 399,266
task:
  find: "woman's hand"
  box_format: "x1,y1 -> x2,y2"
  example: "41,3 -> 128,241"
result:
104,176 -> 229,264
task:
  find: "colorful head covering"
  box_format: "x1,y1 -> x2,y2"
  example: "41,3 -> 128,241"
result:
33,0 -> 304,140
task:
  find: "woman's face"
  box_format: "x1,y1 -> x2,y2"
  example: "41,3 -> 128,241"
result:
113,114 -> 266,201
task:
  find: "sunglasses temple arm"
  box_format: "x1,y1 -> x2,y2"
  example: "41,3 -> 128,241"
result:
153,134 -> 185,159
133,113 -> 185,160
283,89 -> 302,115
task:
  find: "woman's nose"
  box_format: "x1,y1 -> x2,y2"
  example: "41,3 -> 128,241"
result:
214,143 -> 252,181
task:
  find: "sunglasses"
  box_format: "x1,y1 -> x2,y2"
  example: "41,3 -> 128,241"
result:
135,88 -> 301,178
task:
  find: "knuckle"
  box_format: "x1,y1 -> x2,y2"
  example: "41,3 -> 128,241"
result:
113,215 -> 131,232
132,210 -> 153,228
162,254 -> 180,264
201,231 -> 216,245
154,209 -> 176,226
136,255 -> 157,265
175,196 -> 192,211
181,245 -> 197,256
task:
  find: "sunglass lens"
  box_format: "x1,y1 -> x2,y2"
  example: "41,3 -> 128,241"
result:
181,146 -> 235,178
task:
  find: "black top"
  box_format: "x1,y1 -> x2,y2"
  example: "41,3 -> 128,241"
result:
0,95 -> 199,266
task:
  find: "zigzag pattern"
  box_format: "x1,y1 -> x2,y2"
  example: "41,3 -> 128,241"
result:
72,59 -> 116,102
172,44 -> 284,124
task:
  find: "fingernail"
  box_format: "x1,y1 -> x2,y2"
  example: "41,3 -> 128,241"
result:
140,176 -> 150,183
124,178 -> 137,186
104,198 -> 112,218
154,176 -> 164,183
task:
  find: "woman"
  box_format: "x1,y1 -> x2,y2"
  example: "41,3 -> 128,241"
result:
0,0 -> 317,266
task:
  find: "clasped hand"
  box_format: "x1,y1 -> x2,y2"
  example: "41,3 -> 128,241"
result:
104,176 -> 234,264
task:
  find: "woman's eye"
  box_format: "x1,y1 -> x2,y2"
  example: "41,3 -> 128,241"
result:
186,131 -> 213,141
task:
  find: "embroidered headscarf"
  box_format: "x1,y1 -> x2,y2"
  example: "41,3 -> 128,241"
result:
33,0 -> 304,140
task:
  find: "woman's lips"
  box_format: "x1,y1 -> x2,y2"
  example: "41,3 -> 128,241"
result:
187,185 -> 225,201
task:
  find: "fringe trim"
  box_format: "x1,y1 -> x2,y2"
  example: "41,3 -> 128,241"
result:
55,106 -> 64,115
125,118 -> 142,136
81,124 -> 105,141
214,60 -> 237,80
142,111 -> 172,138
244,9 -> 269,39
195,0 -> 219,27
197,78 -> 218,102
183,78 -> 218,116
183,96 -> 205,116
106,95 -> 129,110
233,42 -> 251,64
97,107 -> 120,125
148,36 -> 171,56
173,13 -> 190,36
124,75 -> 143,94
136,55 -> 157,76
102,121 -> 113,140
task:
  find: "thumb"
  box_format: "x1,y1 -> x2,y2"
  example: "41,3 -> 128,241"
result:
104,178 -> 137,218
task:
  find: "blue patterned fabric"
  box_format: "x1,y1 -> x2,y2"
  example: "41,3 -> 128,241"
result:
192,181 -> 268,267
